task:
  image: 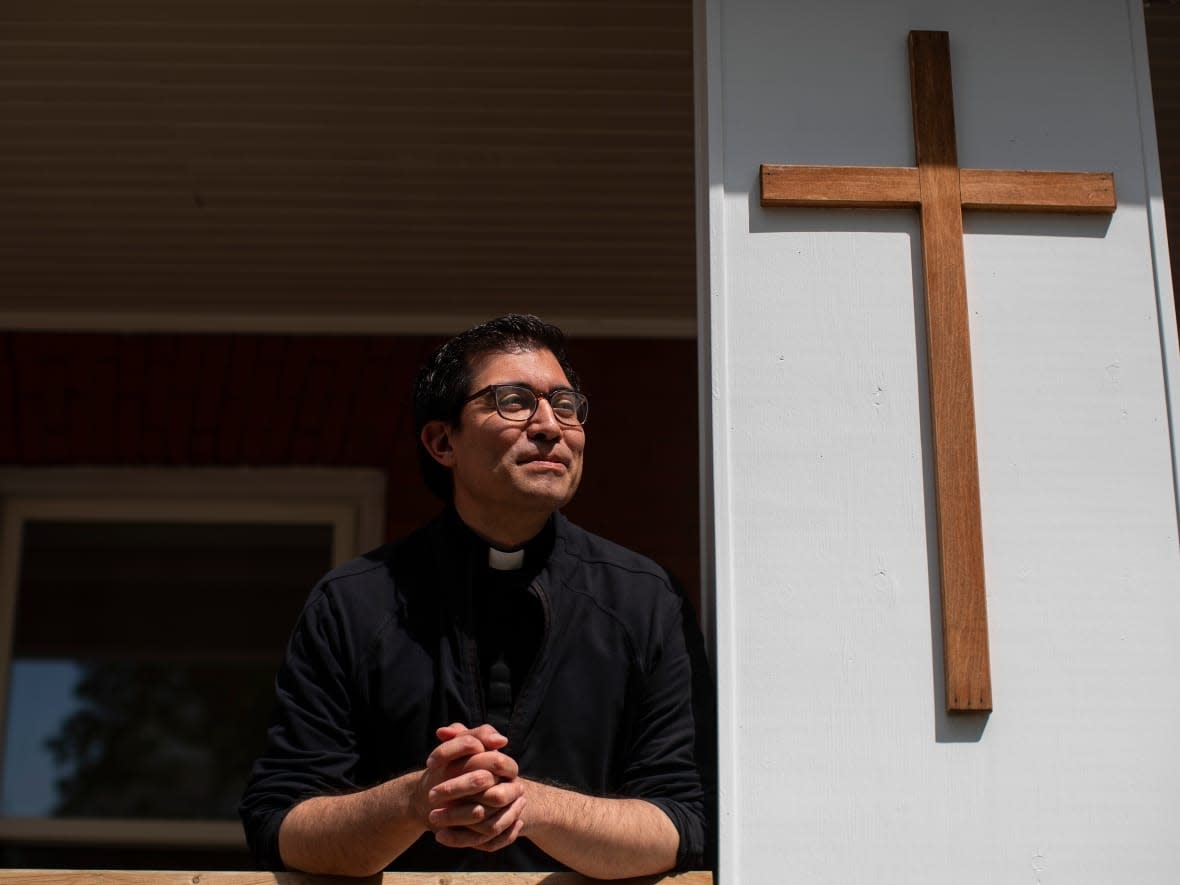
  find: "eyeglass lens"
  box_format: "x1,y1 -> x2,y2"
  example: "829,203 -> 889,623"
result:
494,385 -> 587,425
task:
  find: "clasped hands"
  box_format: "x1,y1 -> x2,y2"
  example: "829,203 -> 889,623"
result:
418,722 -> 526,851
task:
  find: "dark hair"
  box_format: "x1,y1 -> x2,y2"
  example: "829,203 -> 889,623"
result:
412,314 -> 581,500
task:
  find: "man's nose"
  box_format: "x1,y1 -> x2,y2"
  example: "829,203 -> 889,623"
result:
527,398 -> 562,437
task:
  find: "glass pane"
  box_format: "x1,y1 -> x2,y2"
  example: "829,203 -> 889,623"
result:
2,660 -> 80,816
1,521 -> 332,821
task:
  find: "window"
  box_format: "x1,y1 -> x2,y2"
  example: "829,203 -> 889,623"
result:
0,468 -> 384,867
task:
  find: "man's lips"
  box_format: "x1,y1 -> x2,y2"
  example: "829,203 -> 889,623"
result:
520,454 -> 569,468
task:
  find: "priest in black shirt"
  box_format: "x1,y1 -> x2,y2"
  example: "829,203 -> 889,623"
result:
240,315 -> 711,877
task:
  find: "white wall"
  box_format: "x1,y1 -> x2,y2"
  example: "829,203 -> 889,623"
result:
699,0 -> 1180,881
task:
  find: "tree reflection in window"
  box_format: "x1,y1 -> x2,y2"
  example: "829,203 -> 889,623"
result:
44,661 -> 276,819
2,521 -> 331,821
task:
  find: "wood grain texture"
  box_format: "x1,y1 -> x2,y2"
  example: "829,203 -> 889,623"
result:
0,872 -> 715,885
909,30 -> 992,712
959,169 -> 1117,213
760,165 -> 920,207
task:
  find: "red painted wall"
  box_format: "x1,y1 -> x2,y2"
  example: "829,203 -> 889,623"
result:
0,331 -> 701,606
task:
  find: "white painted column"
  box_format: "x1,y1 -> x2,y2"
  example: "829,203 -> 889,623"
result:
697,0 -> 1180,881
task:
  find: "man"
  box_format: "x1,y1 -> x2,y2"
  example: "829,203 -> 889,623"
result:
240,315 -> 711,877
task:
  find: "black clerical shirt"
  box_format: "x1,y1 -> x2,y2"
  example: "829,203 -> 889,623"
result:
473,546 -> 546,734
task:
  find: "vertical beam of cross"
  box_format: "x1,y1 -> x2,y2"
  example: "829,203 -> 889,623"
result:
908,31 -> 990,714
760,31 -> 1115,713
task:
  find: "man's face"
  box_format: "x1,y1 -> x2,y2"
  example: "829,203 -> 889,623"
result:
446,347 -> 585,523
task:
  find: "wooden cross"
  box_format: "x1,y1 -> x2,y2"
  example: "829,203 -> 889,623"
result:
761,31 -> 1116,713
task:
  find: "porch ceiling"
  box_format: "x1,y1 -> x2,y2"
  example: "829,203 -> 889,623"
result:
0,0 -> 696,336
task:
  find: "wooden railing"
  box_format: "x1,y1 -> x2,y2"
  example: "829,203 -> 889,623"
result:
0,872 -> 712,884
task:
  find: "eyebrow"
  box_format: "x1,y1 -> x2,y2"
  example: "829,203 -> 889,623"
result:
490,381 -> 575,393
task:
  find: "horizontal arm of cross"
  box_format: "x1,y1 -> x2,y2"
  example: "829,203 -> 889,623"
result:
760,164 -> 920,208
959,169 -> 1115,213
761,164 -> 1116,214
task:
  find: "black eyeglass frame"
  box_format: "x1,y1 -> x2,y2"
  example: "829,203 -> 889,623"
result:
462,384 -> 590,426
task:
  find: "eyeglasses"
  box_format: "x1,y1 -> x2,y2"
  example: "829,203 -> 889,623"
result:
463,384 -> 589,426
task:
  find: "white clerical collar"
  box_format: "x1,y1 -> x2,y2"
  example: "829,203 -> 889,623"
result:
488,546 -> 526,571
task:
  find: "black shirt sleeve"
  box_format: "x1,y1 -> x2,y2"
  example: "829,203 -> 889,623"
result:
618,587 -> 715,871
238,585 -> 363,869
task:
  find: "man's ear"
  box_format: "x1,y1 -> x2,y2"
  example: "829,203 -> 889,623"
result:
420,421 -> 456,467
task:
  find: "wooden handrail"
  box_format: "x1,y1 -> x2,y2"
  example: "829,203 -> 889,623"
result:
0,871 -> 713,884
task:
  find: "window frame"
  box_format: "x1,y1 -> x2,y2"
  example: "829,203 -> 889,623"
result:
0,467 -> 386,849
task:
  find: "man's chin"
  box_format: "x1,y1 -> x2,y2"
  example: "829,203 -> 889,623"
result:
517,476 -> 579,510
